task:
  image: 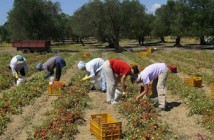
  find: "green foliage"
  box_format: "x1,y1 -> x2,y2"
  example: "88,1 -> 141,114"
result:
7,0 -> 70,41
72,0 -> 147,50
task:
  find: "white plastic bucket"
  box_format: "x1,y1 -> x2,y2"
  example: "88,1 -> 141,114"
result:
49,76 -> 55,85
114,89 -> 122,101
90,75 -> 102,90
16,76 -> 26,86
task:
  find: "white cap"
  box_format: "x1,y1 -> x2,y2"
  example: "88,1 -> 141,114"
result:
78,61 -> 86,70
134,74 -> 141,83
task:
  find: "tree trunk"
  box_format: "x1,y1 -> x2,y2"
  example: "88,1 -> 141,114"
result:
113,36 -> 121,53
160,36 -> 166,43
138,36 -> 144,46
80,38 -> 85,46
76,37 -> 79,44
106,36 -> 121,52
200,36 -> 205,45
62,39 -> 65,44
106,38 -> 114,48
174,36 -> 182,47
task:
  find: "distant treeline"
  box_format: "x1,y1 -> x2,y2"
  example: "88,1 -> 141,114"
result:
0,0 -> 214,51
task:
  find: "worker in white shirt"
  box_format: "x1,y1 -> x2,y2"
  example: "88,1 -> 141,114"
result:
78,58 -> 106,93
8,55 -> 28,83
131,63 -> 169,111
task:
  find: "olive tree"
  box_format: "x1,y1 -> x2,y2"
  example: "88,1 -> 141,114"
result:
7,0 -> 64,41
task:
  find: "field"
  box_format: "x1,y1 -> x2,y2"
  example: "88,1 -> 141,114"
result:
0,39 -> 214,140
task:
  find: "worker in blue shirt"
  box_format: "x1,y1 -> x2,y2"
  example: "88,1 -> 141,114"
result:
36,56 -> 66,81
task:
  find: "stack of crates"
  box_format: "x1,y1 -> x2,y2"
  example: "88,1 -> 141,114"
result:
210,83 -> 214,100
193,77 -> 202,88
184,77 -> 202,88
90,113 -> 122,140
48,81 -> 65,96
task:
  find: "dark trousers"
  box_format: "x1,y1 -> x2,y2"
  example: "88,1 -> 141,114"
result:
18,68 -> 26,76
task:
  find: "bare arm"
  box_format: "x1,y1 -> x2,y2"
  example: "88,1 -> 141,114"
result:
135,84 -> 149,101
120,74 -> 127,92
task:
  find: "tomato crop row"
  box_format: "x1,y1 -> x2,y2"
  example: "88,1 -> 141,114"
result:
0,52 -> 82,134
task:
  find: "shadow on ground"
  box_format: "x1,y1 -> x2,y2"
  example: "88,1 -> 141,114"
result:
165,101 -> 181,111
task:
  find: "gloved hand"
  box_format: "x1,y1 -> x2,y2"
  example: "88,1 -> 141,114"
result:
81,76 -> 90,81
15,73 -> 19,79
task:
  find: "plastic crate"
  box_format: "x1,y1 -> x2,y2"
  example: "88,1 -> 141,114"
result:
210,83 -> 214,100
184,77 -> 195,86
90,113 -> 122,140
146,48 -> 153,54
137,52 -> 148,57
184,77 -> 202,88
193,77 -> 202,88
48,81 -> 65,96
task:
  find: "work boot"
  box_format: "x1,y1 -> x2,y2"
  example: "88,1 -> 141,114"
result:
156,107 -> 165,112
101,89 -> 106,93
111,101 -> 118,105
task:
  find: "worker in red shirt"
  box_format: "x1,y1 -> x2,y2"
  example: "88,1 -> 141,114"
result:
103,59 -> 131,104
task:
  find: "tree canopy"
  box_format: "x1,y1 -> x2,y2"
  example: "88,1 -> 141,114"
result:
0,0 -> 214,49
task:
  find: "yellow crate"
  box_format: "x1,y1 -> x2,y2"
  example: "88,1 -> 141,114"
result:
184,77 -> 202,88
210,83 -> 214,100
146,48 -> 153,54
48,81 -> 65,96
137,52 -> 148,57
82,52 -> 90,60
193,77 -> 202,88
184,77 -> 194,86
90,113 -> 122,140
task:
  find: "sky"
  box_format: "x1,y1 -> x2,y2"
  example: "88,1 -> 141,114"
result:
0,0 -> 167,26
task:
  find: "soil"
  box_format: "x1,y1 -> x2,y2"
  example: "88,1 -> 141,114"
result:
159,93 -> 213,140
0,41 -> 214,140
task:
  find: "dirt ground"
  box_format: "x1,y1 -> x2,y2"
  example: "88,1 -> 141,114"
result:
1,41 -> 214,140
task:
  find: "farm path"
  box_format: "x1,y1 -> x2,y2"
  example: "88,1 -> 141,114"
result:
147,54 -> 214,140
0,60 -> 78,140
0,45 -> 16,55
74,52 -> 128,140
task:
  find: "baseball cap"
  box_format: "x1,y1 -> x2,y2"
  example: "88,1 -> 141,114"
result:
16,55 -> 24,64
